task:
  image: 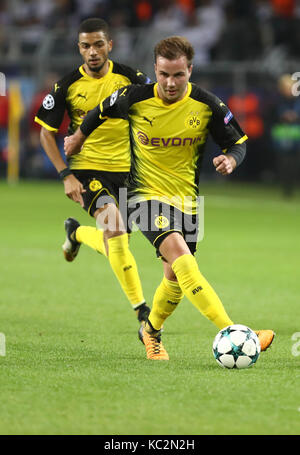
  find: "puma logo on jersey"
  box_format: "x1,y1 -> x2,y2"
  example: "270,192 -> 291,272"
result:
77,93 -> 87,100
54,83 -> 60,92
143,116 -> 155,126
120,88 -> 127,97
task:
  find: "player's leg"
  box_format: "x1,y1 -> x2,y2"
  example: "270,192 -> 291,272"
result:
133,201 -> 185,359
62,171 -> 149,324
95,202 -> 149,322
75,223 -> 106,256
139,261 -> 183,361
159,232 -> 234,330
159,233 -> 274,351
141,231 -> 234,360
62,217 -> 83,262
63,217 -> 107,259
62,172 -> 107,259
146,261 -> 183,332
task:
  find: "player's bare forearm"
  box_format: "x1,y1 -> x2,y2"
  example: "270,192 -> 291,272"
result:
40,127 -> 67,172
64,129 -> 86,156
213,154 -> 237,175
40,127 -> 85,206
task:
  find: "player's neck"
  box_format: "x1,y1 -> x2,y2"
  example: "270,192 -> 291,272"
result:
82,60 -> 110,79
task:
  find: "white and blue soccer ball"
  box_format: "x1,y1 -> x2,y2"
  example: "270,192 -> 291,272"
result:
212,324 -> 261,369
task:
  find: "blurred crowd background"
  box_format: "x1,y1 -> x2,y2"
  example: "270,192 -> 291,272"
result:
1,0 -> 300,196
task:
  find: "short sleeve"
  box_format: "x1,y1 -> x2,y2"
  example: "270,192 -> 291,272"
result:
34,83 -> 67,132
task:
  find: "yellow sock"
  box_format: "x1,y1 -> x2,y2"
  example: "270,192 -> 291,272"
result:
107,233 -> 145,307
75,226 -> 107,256
148,277 -> 183,331
172,254 -> 233,330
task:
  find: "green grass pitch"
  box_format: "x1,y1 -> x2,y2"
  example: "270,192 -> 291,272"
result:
0,180 -> 299,435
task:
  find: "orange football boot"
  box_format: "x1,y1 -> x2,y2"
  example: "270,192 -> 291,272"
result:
255,330 -> 275,352
138,326 -> 169,360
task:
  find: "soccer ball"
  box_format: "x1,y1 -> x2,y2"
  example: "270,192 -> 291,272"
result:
212,324 -> 261,369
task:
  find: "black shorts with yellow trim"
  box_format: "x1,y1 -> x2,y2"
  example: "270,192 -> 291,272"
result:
128,199 -> 199,258
71,170 -> 129,217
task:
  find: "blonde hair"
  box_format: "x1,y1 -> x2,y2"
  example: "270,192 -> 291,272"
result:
154,36 -> 194,66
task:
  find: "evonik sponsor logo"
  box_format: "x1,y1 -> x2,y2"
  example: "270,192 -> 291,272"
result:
137,131 -> 202,147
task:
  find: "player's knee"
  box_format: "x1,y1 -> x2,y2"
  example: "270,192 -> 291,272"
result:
104,229 -> 127,241
96,203 -> 126,234
162,262 -> 178,282
159,232 -> 191,265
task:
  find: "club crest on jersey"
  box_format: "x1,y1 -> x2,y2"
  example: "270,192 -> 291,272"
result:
89,180 -> 102,192
154,215 -> 169,229
43,94 -> 55,110
185,113 -> 201,129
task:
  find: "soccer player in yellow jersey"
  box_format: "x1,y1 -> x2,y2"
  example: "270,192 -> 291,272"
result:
64,36 -> 275,360
35,18 -> 152,325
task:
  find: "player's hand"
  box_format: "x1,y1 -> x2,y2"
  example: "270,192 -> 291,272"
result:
64,134 -> 83,156
213,154 -> 236,175
63,174 -> 86,207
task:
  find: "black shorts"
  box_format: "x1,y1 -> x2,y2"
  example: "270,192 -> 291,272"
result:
127,199 -> 199,258
71,170 -> 129,217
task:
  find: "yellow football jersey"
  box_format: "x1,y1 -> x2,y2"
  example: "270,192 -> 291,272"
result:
34,60 -> 150,171
82,82 -> 247,213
